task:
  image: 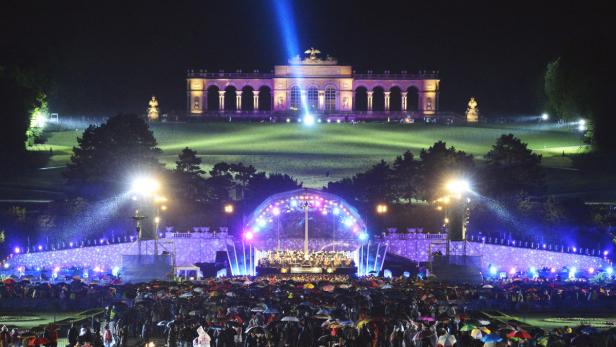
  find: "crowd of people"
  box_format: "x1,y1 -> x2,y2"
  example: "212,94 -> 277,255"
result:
3,275 -> 616,346
258,251 -> 354,269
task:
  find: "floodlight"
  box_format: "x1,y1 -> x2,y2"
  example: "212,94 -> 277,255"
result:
272,207 -> 281,216
131,176 -> 160,195
358,232 -> 368,241
244,231 -> 254,240
445,179 -> 471,194
607,267 -> 614,275
541,113 -> 549,121
303,114 -> 315,126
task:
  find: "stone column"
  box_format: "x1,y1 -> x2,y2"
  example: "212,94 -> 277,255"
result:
318,90 -> 325,112
367,91 -> 374,111
235,90 -> 242,111
384,91 -> 391,111
218,90 -> 225,111
401,91 -> 408,111
253,90 -> 260,111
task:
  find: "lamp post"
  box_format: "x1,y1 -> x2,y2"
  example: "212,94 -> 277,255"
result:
131,176 -> 164,258
441,178 -> 471,259
300,200 -> 312,260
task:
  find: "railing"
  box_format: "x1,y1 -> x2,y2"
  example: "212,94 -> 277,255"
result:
187,71 -> 273,79
353,73 -> 439,80
468,234 -> 608,258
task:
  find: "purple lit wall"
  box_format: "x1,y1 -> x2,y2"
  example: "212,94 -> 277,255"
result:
7,232 -> 609,274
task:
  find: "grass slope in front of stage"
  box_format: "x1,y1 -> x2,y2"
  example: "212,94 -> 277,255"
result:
22,121 -> 615,199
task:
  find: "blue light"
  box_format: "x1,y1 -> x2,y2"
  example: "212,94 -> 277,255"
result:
343,218 -> 354,227
607,267 -> 614,275
332,207 -> 340,215
14,247 -> 20,254
489,265 -> 497,275
257,219 -> 266,227
290,199 -> 298,207
569,267 -> 576,278
303,114 -> 315,126
358,232 -> 368,241
112,266 -> 121,277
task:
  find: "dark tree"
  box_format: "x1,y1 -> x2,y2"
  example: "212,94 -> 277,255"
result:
417,141 -> 475,201
173,147 -> 208,202
209,162 -> 257,201
391,150 -> 420,203
245,172 -> 302,208
65,114 -> 162,197
544,38 -> 612,152
0,60 -> 49,176
481,134 -> 545,198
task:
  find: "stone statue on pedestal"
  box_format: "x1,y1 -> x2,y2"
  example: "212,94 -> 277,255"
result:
465,97 -> 479,123
147,96 -> 159,121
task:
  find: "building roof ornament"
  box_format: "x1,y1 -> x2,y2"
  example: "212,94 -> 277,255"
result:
288,47 -> 338,65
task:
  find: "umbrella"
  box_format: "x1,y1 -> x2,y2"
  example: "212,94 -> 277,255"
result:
303,283 -> 315,289
245,326 -> 266,335
481,333 -> 503,343
263,308 -> 279,314
322,284 -> 335,292
281,316 -> 300,322
471,327 -> 490,339
179,292 -> 193,298
437,334 -> 457,346
580,326 -> 599,335
482,284 -> 494,289
460,324 -> 477,332
476,319 -> 491,326
507,330 -> 532,340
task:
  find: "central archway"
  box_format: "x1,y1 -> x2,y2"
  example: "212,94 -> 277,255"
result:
244,189 -> 367,252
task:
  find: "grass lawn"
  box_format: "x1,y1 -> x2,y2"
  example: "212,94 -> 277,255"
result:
33,121 -> 588,189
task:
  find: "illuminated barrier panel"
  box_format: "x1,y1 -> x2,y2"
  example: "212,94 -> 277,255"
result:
290,266 -> 322,274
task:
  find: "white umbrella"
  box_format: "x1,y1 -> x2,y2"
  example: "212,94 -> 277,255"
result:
437,334 -> 457,347
281,316 -> 300,322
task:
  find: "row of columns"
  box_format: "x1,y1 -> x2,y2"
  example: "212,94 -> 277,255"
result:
366,91 -> 409,111
217,90 -> 261,111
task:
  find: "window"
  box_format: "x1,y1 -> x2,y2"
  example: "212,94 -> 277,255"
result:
193,96 -> 200,109
307,87 -> 318,111
426,97 -> 433,110
290,86 -> 301,110
325,87 -> 336,111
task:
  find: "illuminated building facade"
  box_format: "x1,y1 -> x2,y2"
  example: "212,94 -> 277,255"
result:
186,49 -> 440,118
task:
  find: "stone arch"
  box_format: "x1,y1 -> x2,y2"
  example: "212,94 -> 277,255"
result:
372,86 -> 385,112
241,86 -> 254,111
206,85 -> 220,112
354,86 -> 368,111
258,86 -> 272,111
224,85 -> 237,111
389,86 -> 402,112
406,86 -> 419,111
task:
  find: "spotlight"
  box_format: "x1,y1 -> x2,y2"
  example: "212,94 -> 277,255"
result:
131,176 -> 160,195
3,263 -> 9,269
112,266 -> 121,276
489,265 -> 497,275
569,267 -> 576,278
37,245 -> 43,251
336,119 -> 341,123
358,232 -> 369,241
14,247 -> 20,254
343,218 -> 354,227
509,267 -> 516,275
257,219 -> 266,227
603,250 -> 609,256
578,119 -> 587,132
332,207 -> 340,215
327,119 -> 331,123
445,179 -> 471,194
303,114 -> 315,126
272,207 -> 281,216
607,267 -> 614,275
541,113 -> 549,121
244,231 -> 254,240
550,267 -> 556,273
286,118 -> 290,123
588,267 -> 595,274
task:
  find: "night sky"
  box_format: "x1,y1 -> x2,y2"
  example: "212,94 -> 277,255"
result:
2,1 -> 609,117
